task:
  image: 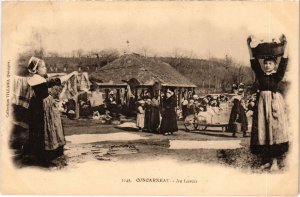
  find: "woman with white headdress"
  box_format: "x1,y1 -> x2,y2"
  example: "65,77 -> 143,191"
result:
26,57 -> 77,166
160,89 -> 178,135
247,34 -> 289,170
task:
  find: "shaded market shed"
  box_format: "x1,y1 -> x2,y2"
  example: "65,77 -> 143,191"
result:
89,53 -> 197,106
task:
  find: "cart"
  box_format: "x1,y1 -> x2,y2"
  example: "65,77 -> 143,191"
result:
184,115 -> 228,132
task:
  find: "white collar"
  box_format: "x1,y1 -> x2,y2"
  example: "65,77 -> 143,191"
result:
264,70 -> 276,75
28,74 -> 46,86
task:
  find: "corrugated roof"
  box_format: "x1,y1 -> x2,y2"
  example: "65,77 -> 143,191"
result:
89,54 -> 197,88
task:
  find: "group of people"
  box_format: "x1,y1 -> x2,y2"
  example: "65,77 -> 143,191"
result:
15,34 -> 290,171
181,93 -> 230,120
136,89 -> 178,136
59,85 -> 122,120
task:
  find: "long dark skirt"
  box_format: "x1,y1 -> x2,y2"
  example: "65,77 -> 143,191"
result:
27,97 -> 65,164
228,100 -> 248,134
250,142 -> 289,165
144,106 -> 152,131
182,105 -> 188,120
160,108 -> 178,133
250,143 -> 289,157
150,106 -> 160,133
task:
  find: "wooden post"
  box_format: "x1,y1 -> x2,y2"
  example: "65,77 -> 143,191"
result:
74,94 -> 80,119
158,89 -> 161,104
136,88 -> 141,100
172,88 -> 177,120
116,89 -> 120,105
132,88 -> 137,103
183,88 -> 187,100
208,63 -> 211,91
105,89 -> 109,99
74,73 -> 79,119
141,89 -> 145,98
178,88 -> 182,108
124,87 -> 128,107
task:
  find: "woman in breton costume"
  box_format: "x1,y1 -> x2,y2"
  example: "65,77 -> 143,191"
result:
149,95 -> 160,133
247,35 -> 289,170
26,57 -> 77,165
160,89 -> 178,135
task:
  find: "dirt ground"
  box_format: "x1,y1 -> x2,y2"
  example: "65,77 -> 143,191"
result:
11,117 -> 288,173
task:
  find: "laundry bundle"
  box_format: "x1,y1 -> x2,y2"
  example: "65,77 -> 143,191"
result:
79,72 -> 91,91
59,74 -> 78,100
12,72 -> 91,119
12,76 -> 34,109
59,72 -> 91,100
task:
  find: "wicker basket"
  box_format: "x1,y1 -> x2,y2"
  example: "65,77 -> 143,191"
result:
252,42 -> 284,59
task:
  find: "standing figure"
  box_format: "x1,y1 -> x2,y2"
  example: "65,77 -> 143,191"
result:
187,99 -> 196,116
144,98 -> 152,131
160,89 -> 178,135
90,85 -> 105,114
247,35 -> 289,170
150,95 -> 160,133
26,57 -> 77,166
107,91 -> 117,113
136,100 -> 145,131
228,90 -> 248,137
181,94 -> 189,120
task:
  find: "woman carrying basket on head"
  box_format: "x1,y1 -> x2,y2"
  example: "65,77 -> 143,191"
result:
247,35 -> 289,170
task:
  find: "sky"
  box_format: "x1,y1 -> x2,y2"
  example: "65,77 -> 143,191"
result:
4,2 -> 299,65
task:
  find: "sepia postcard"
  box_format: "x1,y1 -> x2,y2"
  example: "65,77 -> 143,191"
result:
1,1 -> 299,196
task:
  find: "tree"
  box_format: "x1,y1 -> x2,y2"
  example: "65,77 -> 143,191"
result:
76,49 -> 84,58
96,49 -> 120,68
71,50 -> 77,58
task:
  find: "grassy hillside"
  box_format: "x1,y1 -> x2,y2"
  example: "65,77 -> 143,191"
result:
16,52 -> 255,93
157,57 -> 254,92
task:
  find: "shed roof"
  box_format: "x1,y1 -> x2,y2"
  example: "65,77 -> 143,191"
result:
89,54 -> 196,88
